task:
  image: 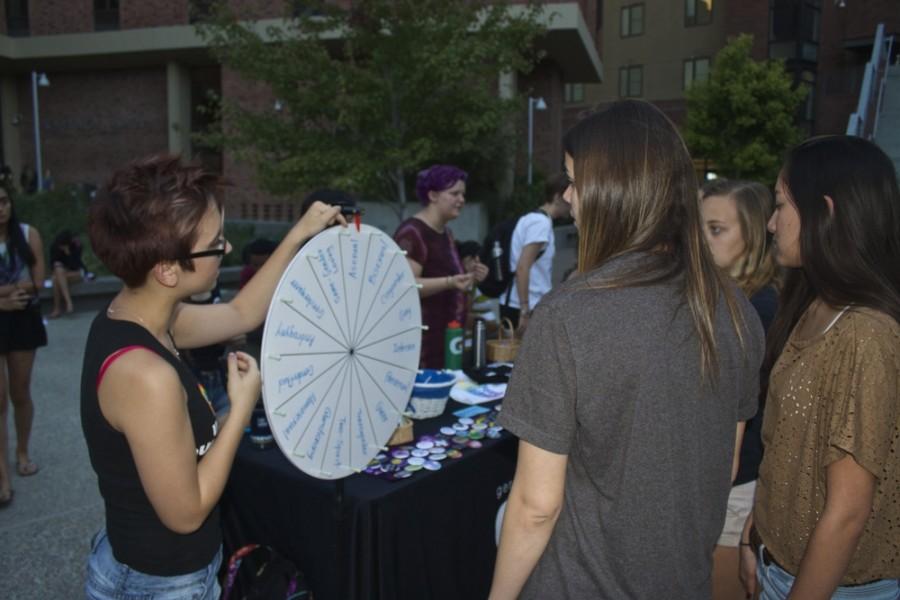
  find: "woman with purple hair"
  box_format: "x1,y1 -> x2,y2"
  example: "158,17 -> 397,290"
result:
394,164 -> 488,368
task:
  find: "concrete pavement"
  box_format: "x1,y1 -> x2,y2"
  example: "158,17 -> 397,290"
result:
0,310 -> 103,599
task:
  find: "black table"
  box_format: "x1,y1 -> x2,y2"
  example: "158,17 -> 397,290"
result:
221,399 -> 518,600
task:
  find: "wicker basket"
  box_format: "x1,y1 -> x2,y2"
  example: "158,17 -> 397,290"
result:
407,395 -> 450,419
406,370 -> 456,419
486,318 -> 519,363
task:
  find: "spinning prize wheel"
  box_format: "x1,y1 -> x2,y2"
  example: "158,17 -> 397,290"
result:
260,224 -> 422,480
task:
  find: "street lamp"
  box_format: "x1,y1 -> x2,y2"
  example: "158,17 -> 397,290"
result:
31,71 -> 50,191
527,96 -> 547,185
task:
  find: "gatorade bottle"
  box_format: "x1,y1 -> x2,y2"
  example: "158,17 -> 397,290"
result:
444,320 -> 463,370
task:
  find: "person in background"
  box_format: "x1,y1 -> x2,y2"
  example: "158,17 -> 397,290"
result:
182,282 -> 229,422
80,154 -> 345,598
238,238 -> 278,291
0,185 -> 47,507
489,100 -> 763,599
0,165 -> 13,192
741,136 -> 900,599
19,167 -> 36,196
501,174 -> 570,332
300,188 -> 356,217
700,179 -> 780,600
394,165 -> 488,369
48,230 -> 92,318
456,239 -> 488,325
456,240 -> 483,287
41,169 -> 54,192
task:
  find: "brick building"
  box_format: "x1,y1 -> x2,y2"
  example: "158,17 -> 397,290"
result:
0,0 -> 602,220
3,1 -> 896,219
563,0 -> 899,145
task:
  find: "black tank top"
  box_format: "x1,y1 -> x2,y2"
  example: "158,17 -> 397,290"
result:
80,308 -> 221,575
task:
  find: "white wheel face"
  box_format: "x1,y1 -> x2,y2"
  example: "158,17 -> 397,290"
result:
260,224 -> 422,479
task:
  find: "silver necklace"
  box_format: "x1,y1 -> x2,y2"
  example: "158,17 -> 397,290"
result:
107,305 -> 180,358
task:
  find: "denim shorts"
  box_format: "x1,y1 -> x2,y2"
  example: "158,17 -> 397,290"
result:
84,528 -> 222,600
757,544 -> 900,600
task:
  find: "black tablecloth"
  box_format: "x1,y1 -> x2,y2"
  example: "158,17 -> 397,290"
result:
222,399 -> 518,600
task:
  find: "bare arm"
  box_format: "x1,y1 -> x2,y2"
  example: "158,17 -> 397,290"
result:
0,227 -> 46,299
739,511 -> 757,597
407,257 -> 473,298
732,421 -> 746,482
26,226 -> 46,289
171,202 -> 346,349
99,350 -> 260,533
0,289 -> 29,310
489,441 -> 567,600
513,242 -> 544,331
786,455 -> 875,599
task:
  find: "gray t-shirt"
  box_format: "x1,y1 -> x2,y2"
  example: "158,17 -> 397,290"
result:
498,253 -> 763,599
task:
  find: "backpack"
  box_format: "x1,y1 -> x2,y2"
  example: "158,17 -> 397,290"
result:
221,544 -> 311,600
478,211 -> 544,300
478,216 -> 521,299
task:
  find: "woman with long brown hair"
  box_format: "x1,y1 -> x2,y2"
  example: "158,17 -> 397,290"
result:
700,179 -> 780,600
0,185 -> 46,507
741,136 -> 900,599
489,100 -> 764,599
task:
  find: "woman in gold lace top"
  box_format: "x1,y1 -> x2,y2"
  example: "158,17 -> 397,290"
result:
740,136 -> 900,599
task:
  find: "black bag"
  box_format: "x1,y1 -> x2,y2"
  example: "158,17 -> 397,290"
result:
222,544 -> 311,600
479,211 -> 545,300
478,215 -> 522,298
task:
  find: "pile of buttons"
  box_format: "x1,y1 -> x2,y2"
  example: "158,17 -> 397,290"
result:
363,411 -> 505,481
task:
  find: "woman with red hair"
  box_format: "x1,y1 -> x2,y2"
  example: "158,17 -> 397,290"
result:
81,155 -> 344,599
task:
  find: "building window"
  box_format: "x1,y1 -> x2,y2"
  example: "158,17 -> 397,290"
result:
190,0 -> 217,24
5,0 -> 29,37
800,69 -> 816,122
619,66 -> 643,98
291,1 -> 323,18
94,0 -> 120,31
620,4 -> 644,37
683,57 -> 710,89
564,83 -> 585,104
768,0 -> 821,63
685,0 -> 713,27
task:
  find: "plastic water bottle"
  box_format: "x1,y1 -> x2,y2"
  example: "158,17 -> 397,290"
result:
444,320 -> 463,370
491,241 -> 504,283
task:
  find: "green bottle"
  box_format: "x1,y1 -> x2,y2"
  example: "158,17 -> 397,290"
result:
444,320 -> 463,370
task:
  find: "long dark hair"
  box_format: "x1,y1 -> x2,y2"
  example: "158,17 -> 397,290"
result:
563,99 -> 747,377
0,187 -> 36,270
766,135 -> 900,366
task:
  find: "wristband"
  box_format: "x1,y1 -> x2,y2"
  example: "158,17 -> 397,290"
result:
739,541 -> 752,547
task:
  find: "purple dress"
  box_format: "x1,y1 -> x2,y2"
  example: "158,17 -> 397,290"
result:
393,218 -> 466,369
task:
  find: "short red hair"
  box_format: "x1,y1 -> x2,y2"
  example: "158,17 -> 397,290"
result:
89,154 -> 225,288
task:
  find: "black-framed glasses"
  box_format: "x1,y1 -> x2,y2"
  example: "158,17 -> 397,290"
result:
184,248 -> 227,259
183,243 -> 227,260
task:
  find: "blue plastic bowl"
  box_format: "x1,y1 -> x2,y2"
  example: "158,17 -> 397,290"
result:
412,369 -> 456,398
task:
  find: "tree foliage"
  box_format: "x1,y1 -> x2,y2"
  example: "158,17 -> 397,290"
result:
684,34 -> 807,183
196,0 -> 547,204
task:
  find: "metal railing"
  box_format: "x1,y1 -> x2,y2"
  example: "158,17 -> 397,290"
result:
847,23 -> 895,139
